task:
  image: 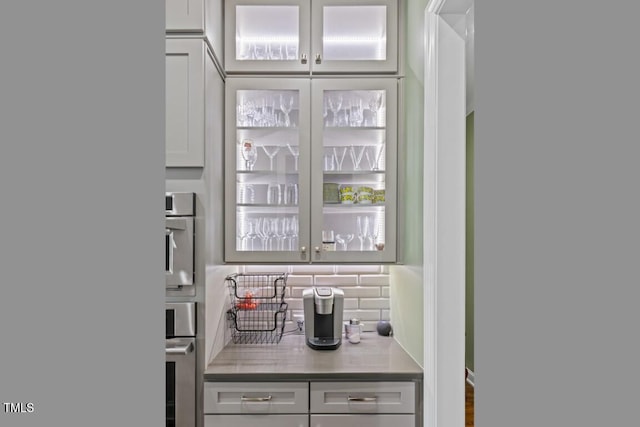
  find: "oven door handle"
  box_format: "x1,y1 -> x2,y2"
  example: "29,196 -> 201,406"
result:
165,341 -> 194,355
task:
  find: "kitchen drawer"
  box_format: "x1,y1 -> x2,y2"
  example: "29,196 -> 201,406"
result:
311,414 -> 415,427
204,382 -> 309,414
310,382 -> 415,414
206,414 -> 309,427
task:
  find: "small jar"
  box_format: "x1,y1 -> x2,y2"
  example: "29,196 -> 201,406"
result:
348,318 -> 361,344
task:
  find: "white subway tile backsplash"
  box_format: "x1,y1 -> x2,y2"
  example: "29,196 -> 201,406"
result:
290,265 -> 336,274
335,265 -> 383,274
360,322 -> 381,333
286,298 -> 304,310
343,298 -> 359,309
381,265 -> 390,274
337,286 -> 380,298
359,274 -> 390,286
243,265 -> 291,274
343,309 -> 382,321
359,298 -> 390,309
381,310 -> 390,320
290,287 -> 308,298
315,275 -> 358,286
381,286 -> 390,297
286,275 -> 314,286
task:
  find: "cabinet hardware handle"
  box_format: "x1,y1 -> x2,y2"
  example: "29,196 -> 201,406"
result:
301,54 -> 308,64
301,246 -> 307,254
315,53 -> 322,64
241,395 -> 272,402
347,396 -> 378,402
314,246 -> 321,253
165,341 -> 194,355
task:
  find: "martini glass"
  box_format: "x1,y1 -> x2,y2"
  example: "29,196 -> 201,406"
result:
333,147 -> 348,171
335,233 -> 355,251
261,145 -> 281,171
286,143 -> 300,171
349,145 -> 366,171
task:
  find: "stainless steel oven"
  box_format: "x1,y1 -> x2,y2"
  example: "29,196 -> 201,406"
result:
166,302 -> 196,427
166,193 -> 195,292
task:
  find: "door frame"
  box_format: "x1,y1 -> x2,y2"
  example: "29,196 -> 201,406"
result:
423,0 -> 472,426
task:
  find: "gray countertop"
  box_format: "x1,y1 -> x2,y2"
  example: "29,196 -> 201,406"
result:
204,332 -> 423,381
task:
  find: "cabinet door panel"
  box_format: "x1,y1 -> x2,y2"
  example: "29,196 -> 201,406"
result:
310,382 -> 414,414
311,414 -> 414,427
166,39 -> 205,167
311,0 -> 398,73
166,0 -> 204,32
204,382 -> 309,414
206,415 -> 309,427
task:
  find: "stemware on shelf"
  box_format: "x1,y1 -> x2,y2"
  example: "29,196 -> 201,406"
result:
279,93 -> 294,127
335,233 -> 355,251
327,93 -> 343,127
258,217 -> 270,251
262,145 -> 281,171
356,215 -> 370,251
284,183 -> 299,205
368,92 -> 383,127
349,99 -> 364,127
333,146 -> 348,171
349,145 -> 366,171
239,183 -> 255,204
286,143 -> 300,171
267,182 -> 281,205
241,139 -> 258,171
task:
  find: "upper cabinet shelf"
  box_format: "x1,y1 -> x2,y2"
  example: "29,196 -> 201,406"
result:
225,0 -> 398,74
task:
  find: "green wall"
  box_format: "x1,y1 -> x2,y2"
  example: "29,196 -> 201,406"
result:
389,0 -> 429,367
466,111 -> 474,371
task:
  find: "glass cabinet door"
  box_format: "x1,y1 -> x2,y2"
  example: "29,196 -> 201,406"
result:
225,78 -> 311,262
225,0 -> 311,73
311,0 -> 398,73
310,78 -> 397,263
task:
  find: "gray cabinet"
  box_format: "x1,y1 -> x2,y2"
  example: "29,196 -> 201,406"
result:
310,415 -> 415,427
224,0 -> 398,74
166,0 -> 223,58
204,382 -> 309,414
166,38 -> 222,167
224,77 -> 398,263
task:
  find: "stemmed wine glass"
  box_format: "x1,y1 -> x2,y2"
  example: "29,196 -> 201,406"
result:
241,139 -> 258,171
279,93 -> 294,127
327,93 -> 343,127
356,216 -> 370,251
368,92 -> 383,127
261,145 -> 281,171
335,233 -> 355,251
349,145 -> 366,171
286,143 -> 300,171
349,99 -> 364,127
333,147 -> 348,171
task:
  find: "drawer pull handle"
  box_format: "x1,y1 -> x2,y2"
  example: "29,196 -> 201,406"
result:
347,395 -> 377,402
241,395 -> 272,402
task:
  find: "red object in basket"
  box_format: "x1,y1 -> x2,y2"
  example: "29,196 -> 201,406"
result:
237,291 -> 258,310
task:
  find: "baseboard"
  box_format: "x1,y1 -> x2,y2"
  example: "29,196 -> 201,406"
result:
466,368 -> 475,387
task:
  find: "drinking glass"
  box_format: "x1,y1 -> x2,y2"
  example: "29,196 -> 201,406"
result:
335,233 -> 355,251
333,147 -> 348,171
286,143 -> 299,171
369,217 -> 383,251
256,217 -> 269,251
262,145 -> 281,171
290,215 -> 299,250
323,152 -> 335,171
241,139 -> 258,171
349,99 -> 364,127
368,92 -> 383,127
327,93 -> 343,127
284,183 -> 299,205
349,145 -> 366,171
267,182 -> 281,205
279,94 -> 294,127
238,183 -> 255,204
285,44 -> 298,60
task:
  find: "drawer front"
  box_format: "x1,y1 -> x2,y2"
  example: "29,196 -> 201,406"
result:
204,382 -> 309,414
206,414 -> 309,427
311,414 -> 415,427
310,382 -> 415,414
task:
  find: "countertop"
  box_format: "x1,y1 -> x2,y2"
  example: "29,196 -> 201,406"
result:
204,332 -> 423,381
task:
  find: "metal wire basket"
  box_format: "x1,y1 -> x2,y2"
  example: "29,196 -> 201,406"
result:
225,272 -> 288,344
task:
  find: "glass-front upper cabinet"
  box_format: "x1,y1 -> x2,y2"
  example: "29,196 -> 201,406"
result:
311,0 -> 398,73
225,0 -> 398,74
225,78 -> 311,263
310,78 -> 397,263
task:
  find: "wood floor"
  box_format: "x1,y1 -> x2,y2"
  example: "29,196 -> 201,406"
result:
466,381 -> 474,427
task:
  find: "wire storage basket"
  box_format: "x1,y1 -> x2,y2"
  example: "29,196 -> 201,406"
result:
226,272 -> 288,344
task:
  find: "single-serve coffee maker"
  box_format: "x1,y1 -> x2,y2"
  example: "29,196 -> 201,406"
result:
303,287 -> 344,350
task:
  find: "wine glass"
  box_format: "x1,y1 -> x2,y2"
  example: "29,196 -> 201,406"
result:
333,147 -> 348,171
279,93 -> 294,127
356,216 -> 369,251
241,139 -> 258,171
286,143 -> 300,171
349,99 -> 363,127
335,233 -> 355,251
349,145 -> 366,171
368,92 -> 383,127
262,145 -> 281,171
289,215 -> 299,250
327,93 -> 343,127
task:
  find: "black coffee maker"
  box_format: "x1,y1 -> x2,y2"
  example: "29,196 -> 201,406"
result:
303,287 -> 344,350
